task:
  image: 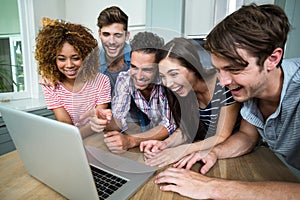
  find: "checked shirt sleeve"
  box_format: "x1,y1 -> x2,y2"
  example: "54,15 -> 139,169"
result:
111,71 -> 131,132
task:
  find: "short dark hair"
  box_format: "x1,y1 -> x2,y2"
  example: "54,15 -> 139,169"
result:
97,6 -> 128,31
130,31 -> 164,54
205,4 -> 290,68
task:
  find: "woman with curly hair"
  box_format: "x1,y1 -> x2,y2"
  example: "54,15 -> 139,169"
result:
35,20 -> 111,138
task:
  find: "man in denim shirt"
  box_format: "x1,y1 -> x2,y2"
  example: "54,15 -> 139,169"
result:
97,6 -> 131,95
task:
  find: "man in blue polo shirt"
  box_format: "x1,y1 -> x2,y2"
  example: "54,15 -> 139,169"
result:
154,4 -> 300,199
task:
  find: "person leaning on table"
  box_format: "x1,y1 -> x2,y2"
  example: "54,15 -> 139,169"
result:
154,4 -> 300,200
81,31 -> 176,154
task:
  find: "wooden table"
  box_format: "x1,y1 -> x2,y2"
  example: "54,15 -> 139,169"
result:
0,134 -> 299,200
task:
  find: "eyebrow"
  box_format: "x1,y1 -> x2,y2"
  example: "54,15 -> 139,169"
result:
57,54 -> 79,57
166,68 -> 179,73
101,31 -> 124,35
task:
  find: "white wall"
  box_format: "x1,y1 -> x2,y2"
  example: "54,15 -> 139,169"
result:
65,0 -> 146,42
32,0 -> 65,34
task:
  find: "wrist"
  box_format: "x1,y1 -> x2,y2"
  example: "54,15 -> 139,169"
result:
127,134 -> 138,149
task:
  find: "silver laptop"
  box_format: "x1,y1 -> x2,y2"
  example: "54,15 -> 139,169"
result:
0,106 -> 157,200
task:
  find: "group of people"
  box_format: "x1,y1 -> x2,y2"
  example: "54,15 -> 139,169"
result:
34,4 -> 300,199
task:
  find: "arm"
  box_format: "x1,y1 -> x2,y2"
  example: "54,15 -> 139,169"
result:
140,128 -> 186,154
142,102 -> 241,167
104,125 -> 169,154
52,107 -> 73,125
155,167 -> 300,200
110,72 -> 132,132
174,119 -> 260,173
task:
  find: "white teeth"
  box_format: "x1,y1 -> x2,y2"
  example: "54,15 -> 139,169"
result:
172,87 -> 181,93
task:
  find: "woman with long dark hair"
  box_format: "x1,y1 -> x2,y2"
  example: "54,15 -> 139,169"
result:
140,38 -> 241,167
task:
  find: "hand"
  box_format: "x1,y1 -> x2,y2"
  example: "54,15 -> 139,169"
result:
79,108 -> 112,132
104,131 -> 132,154
155,167 -> 213,199
144,144 -> 194,168
174,149 -> 217,174
140,140 -> 168,160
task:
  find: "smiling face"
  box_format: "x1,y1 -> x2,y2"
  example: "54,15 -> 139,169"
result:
56,42 -> 82,81
211,49 -> 268,102
130,51 -> 157,91
159,57 -> 197,97
99,23 -> 129,60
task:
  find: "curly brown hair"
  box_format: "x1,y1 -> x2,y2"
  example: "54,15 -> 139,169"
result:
35,20 -> 100,83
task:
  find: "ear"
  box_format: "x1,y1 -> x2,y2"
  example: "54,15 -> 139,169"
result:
265,47 -> 283,71
125,31 -> 130,41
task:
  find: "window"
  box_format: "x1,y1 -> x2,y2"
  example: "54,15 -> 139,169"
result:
0,35 -> 24,93
0,0 -> 38,101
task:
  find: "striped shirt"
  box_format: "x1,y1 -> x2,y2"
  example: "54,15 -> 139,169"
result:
241,58 -> 300,170
42,73 -> 111,126
199,80 -> 236,138
112,70 -> 176,134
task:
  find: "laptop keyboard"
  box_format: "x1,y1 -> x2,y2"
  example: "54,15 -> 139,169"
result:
90,165 -> 128,200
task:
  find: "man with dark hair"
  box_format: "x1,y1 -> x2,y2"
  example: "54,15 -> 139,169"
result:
154,4 -> 300,199
97,6 -> 131,94
88,31 -> 176,153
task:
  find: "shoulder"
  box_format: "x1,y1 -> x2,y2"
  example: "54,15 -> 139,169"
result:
117,70 -> 130,80
41,82 -> 63,92
282,58 -> 300,83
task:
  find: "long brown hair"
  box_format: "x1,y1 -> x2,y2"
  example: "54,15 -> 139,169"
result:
156,38 -> 216,141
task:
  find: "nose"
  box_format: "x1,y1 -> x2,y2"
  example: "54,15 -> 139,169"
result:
66,58 -> 73,68
164,77 -> 173,88
218,70 -> 232,86
108,35 -> 116,44
135,69 -> 144,80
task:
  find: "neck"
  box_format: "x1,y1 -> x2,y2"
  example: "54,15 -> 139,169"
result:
62,78 -> 84,92
140,84 -> 154,102
258,67 -> 283,119
194,74 -> 217,108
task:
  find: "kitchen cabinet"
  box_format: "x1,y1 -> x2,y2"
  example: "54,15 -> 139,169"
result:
146,0 -> 229,39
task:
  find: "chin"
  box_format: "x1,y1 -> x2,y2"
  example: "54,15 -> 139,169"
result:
135,85 -> 147,91
232,95 -> 248,103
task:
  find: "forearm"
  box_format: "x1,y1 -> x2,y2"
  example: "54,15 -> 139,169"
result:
213,131 -> 258,159
105,117 -> 122,131
209,179 -> 300,200
163,128 -> 187,148
78,123 -> 94,139
128,125 -> 169,148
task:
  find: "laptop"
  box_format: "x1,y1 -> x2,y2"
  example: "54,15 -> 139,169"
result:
0,106 -> 157,200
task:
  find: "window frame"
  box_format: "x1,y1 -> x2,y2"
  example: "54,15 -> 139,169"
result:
0,0 -> 39,101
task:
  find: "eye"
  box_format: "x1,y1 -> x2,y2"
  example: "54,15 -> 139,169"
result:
115,33 -> 123,38
102,32 -> 110,37
143,68 -> 154,73
228,68 -> 242,74
72,57 -> 81,61
170,72 -> 178,77
57,57 -> 66,61
130,64 -> 138,70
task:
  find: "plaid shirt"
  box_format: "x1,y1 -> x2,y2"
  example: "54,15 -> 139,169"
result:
112,70 -> 176,134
